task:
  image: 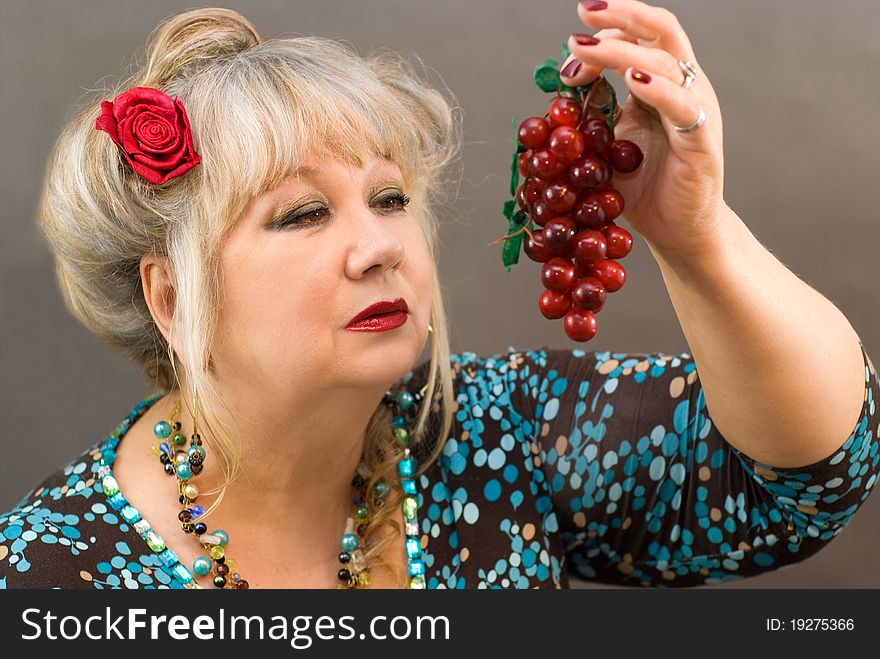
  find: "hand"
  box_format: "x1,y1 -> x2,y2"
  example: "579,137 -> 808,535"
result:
561,0 -> 727,258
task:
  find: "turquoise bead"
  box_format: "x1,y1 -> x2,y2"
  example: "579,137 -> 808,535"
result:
408,559 -> 425,576
405,536 -> 422,560
192,556 -> 212,576
176,462 -> 192,480
171,564 -> 194,585
120,505 -> 141,524
401,477 -> 416,495
153,421 -> 172,439
187,445 -> 206,461
340,533 -> 359,552
391,415 -> 406,428
396,391 -> 414,411
107,493 -> 127,511
158,549 -> 179,568
398,456 -> 416,478
213,529 -> 229,546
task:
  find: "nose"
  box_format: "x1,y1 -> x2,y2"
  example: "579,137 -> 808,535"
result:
344,211 -> 406,280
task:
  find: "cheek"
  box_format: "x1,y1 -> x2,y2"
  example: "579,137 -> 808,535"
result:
218,249 -> 331,363
403,226 -> 436,319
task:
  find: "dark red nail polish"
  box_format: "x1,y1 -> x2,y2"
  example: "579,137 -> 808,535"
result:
580,0 -> 608,11
631,69 -> 652,84
572,33 -> 600,46
561,59 -> 582,79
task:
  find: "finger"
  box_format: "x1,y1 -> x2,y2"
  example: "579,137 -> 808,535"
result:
559,28 -> 636,86
624,66 -> 707,143
577,0 -> 696,62
566,32 -> 688,87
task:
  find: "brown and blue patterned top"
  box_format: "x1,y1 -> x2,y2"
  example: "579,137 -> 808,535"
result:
2,338 -> 879,588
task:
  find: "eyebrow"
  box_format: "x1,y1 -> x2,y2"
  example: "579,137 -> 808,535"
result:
288,165 -> 317,178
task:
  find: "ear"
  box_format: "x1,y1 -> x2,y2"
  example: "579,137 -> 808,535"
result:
140,253 -> 178,354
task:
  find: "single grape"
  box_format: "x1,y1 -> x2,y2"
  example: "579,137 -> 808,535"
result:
530,200 -> 553,227
572,229 -> 607,264
539,289 -> 572,319
570,277 -> 606,312
543,182 -> 578,214
563,308 -> 599,341
587,258 -> 626,292
609,139 -> 644,173
541,257 -> 577,292
548,126 -> 585,164
572,193 -> 607,229
569,154 -> 611,191
516,182 -> 529,212
529,149 -> 567,181
524,178 -> 546,209
598,188 -> 624,221
542,217 -> 577,254
547,98 -> 581,129
524,229 -> 554,262
578,117 -> 612,158
602,224 -> 633,259
518,116 -> 551,149
518,150 -> 532,177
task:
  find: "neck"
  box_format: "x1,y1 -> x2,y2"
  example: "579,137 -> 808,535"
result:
158,376 -> 393,566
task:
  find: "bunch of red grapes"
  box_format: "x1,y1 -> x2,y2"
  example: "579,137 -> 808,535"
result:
516,95 -> 643,342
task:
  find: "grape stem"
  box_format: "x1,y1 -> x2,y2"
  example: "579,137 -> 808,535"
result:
487,223 -> 535,248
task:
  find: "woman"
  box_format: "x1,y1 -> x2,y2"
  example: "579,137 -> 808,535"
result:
1,2 -> 877,589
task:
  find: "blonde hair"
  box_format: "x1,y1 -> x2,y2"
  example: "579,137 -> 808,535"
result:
37,7 -> 460,587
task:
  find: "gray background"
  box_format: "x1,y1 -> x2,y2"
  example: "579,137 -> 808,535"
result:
1,0 -> 878,587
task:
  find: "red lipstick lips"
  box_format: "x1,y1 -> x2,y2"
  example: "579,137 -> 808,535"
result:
346,297 -> 409,332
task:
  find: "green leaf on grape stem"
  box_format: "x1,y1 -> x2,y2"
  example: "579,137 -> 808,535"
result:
500,199 -> 533,272
561,41 -> 571,62
502,199 -> 516,223
534,58 -> 561,92
501,199 -> 526,271
502,231 -> 525,272
509,117 -> 520,197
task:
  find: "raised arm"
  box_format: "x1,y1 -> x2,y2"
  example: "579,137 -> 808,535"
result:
526,343 -> 879,586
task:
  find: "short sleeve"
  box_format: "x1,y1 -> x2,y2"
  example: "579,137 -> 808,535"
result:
523,336 -> 880,587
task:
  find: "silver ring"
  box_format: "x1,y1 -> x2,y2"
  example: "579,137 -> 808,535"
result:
672,105 -> 706,133
678,59 -> 697,89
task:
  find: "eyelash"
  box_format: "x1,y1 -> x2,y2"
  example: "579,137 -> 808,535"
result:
276,192 -> 411,230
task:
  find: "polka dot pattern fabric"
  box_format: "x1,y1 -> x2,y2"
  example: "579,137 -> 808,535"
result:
2,338 -> 878,588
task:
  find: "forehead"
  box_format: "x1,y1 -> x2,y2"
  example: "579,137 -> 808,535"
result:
283,154 -> 402,185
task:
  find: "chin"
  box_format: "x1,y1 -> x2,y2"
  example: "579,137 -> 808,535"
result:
347,336 -> 422,382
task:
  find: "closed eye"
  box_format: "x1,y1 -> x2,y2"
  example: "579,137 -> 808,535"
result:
274,191 -> 411,230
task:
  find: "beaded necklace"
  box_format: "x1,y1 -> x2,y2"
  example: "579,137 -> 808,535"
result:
96,386 -> 427,589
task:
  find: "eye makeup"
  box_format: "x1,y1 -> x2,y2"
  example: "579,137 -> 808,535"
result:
268,180 -> 410,231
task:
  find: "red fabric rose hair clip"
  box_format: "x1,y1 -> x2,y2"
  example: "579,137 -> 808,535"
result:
95,86 -> 202,185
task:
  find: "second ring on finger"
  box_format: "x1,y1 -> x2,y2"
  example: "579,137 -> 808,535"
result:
566,32 -> 693,88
